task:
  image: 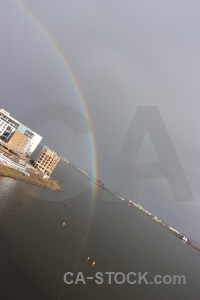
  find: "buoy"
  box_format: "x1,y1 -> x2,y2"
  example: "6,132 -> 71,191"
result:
92,261 -> 96,267
87,256 -> 90,261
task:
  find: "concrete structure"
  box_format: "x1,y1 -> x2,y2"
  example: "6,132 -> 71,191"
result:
0,152 -> 30,176
0,109 -> 42,156
33,146 -> 60,178
8,130 -> 28,152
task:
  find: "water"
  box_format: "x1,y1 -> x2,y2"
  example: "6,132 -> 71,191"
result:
0,162 -> 200,300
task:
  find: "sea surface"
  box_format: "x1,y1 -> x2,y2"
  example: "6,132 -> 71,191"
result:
0,162 -> 200,300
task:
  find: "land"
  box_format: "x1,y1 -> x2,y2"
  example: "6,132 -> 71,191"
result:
0,163 -> 62,192
66,161 -> 200,252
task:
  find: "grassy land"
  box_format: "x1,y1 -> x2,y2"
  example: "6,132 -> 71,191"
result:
0,163 -> 62,192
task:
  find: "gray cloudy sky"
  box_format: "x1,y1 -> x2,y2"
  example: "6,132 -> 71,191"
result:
0,0 -> 200,242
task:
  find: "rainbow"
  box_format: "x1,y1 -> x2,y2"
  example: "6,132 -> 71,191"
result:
14,0 -> 98,202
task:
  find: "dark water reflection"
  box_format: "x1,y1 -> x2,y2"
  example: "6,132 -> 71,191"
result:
0,163 -> 200,300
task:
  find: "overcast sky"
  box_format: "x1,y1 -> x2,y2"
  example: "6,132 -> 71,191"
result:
0,0 -> 200,242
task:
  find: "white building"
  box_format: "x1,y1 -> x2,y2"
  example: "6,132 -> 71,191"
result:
169,227 -> 180,234
0,109 -> 18,140
0,109 -> 42,156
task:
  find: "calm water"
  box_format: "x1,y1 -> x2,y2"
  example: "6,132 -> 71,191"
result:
0,162 -> 200,300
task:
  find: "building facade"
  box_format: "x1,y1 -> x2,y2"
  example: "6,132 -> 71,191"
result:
33,147 -> 60,178
0,109 -> 42,156
0,109 -> 18,141
8,130 -> 28,153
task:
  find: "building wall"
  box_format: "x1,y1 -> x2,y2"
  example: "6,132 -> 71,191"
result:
0,109 -> 19,129
21,138 -> 32,154
33,147 -> 60,178
18,123 -> 42,156
8,130 -> 28,152
25,134 -> 43,156
0,118 -> 17,141
17,124 -> 27,134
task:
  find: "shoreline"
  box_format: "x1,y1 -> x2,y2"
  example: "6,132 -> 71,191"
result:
0,163 -> 63,192
66,161 -> 200,252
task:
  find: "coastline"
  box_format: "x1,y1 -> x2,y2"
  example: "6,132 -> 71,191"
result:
67,161 -> 200,252
0,163 -> 63,192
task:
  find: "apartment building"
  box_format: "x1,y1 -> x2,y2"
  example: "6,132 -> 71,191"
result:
0,109 -> 42,156
33,147 -> 60,178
